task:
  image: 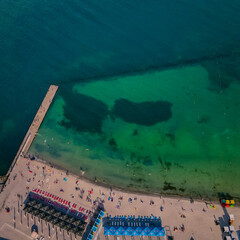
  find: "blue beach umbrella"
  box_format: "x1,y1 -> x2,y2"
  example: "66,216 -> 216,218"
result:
88,235 -> 93,240
104,226 -> 111,235
100,211 -> 105,217
125,227 -> 134,235
135,227 -> 142,235
110,226 -> 116,235
143,227 -> 151,235
151,227 -> 160,236
118,227 -> 125,235
140,227 -> 145,236
159,228 -> 165,236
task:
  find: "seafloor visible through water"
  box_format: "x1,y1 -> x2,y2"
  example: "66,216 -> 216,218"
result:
1,0 -> 240,198
30,63 -> 240,199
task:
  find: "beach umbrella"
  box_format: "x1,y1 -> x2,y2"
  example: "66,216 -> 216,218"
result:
34,203 -> 43,209
76,230 -> 83,236
34,211 -> 42,217
65,224 -> 73,231
66,217 -> 75,224
82,221 -> 87,226
72,220 -> 81,226
78,226 -> 85,232
143,227 -> 151,236
47,208 -> 56,215
99,211 -> 105,217
41,213 -> 50,220
104,226 -> 111,235
59,214 -> 68,221
109,226 -> 117,235
134,227 -> 142,235
23,204 -> 31,211
126,227 -> 135,236
150,227 -> 161,236
50,217 -> 59,224
39,212 -> 46,218
32,209 -> 40,216
45,215 -> 54,222
27,207 -> 34,213
28,200 -> 37,206
159,228 -> 165,237
53,211 -> 62,218
62,224 -> 70,231
71,226 -> 79,233
59,221 -> 66,228
116,226 -> 125,235
28,209 -> 34,215
41,206 -> 50,212
55,221 -> 63,227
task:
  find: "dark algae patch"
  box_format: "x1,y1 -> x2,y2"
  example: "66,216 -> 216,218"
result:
60,90 -> 108,133
112,98 -> 173,126
142,156 -> 153,166
132,129 -> 139,136
179,188 -> 185,192
163,181 -> 177,191
108,137 -> 118,149
203,55 -> 240,92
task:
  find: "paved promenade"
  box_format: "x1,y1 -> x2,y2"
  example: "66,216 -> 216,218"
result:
6,85 -> 58,176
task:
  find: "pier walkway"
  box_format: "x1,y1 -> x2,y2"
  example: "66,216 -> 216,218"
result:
6,85 -> 58,176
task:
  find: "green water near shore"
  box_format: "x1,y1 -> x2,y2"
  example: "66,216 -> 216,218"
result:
30,64 -> 240,198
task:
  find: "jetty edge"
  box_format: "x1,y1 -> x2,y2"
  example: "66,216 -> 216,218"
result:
5,85 -> 58,179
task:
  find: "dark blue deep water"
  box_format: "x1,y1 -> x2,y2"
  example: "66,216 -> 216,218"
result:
0,0 -> 240,175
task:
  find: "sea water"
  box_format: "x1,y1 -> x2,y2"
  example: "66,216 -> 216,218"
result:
0,0 -> 240,198
30,64 -> 240,198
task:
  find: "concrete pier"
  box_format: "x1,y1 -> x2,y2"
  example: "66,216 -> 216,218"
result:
6,85 -> 58,176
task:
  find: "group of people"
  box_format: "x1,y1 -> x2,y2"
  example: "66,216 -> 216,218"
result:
173,224 -> 185,232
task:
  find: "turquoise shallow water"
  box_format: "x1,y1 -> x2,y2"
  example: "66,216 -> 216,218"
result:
30,64 -> 240,198
0,0 -> 240,198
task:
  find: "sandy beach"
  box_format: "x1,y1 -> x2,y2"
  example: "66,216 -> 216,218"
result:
0,155 -> 239,240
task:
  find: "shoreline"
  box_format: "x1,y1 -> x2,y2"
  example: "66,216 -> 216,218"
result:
32,156 -> 237,205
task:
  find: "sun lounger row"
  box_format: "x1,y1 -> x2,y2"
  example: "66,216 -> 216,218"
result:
31,189 -> 89,220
